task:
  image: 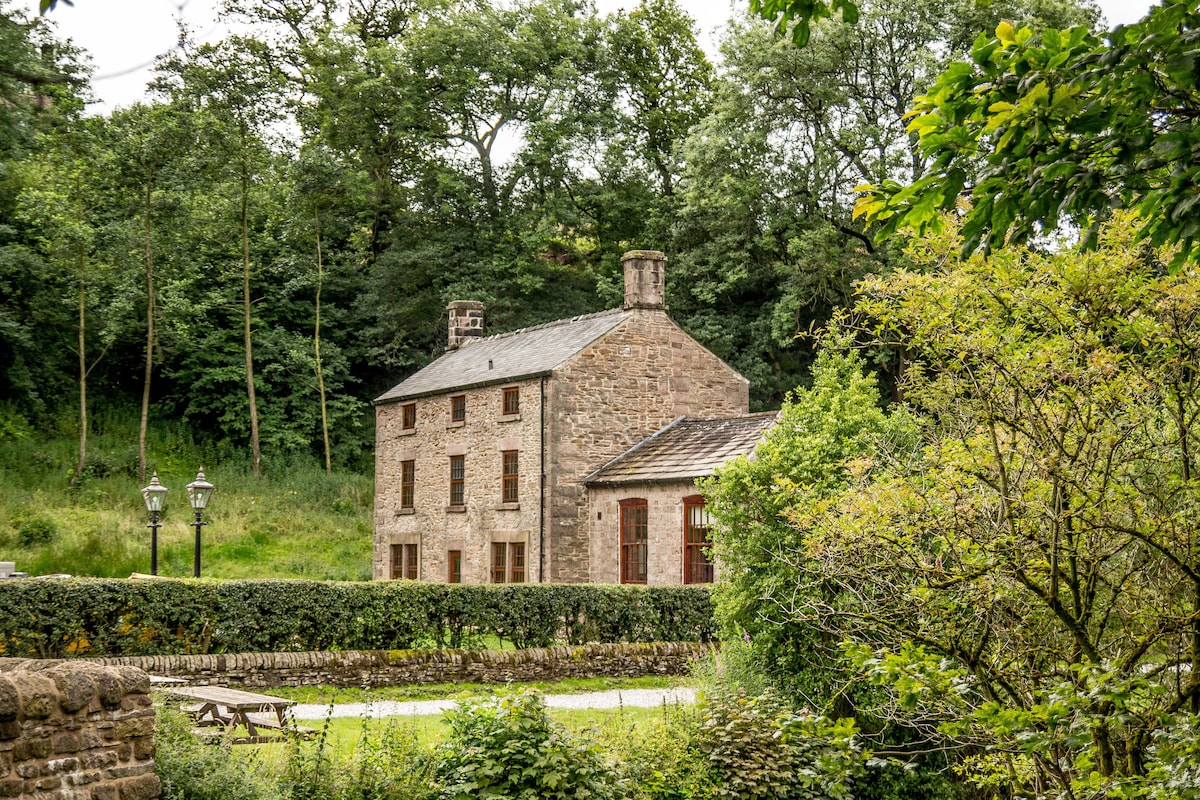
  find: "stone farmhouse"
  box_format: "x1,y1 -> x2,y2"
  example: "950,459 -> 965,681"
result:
373,249 -> 775,585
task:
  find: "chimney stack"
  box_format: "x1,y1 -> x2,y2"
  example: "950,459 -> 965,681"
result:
447,300 -> 484,351
622,249 -> 666,310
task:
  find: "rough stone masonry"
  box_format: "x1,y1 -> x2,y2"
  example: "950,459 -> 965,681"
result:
0,660 -> 158,800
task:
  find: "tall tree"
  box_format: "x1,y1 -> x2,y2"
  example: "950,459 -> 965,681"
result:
156,38 -> 286,477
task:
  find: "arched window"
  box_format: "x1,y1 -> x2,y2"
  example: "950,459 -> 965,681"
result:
683,495 -> 713,584
620,498 -> 648,584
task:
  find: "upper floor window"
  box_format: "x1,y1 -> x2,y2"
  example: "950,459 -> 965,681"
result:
683,495 -> 714,584
400,460 -> 415,509
450,395 -> 466,423
492,542 -> 526,583
449,455 -> 465,507
501,450 -> 519,503
502,387 -> 520,416
401,403 -> 416,430
620,498 -> 648,585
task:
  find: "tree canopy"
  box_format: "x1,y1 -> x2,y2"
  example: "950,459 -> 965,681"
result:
853,0 -> 1200,263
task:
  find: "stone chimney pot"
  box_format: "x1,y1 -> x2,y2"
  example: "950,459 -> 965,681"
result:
447,300 -> 484,351
622,249 -> 666,310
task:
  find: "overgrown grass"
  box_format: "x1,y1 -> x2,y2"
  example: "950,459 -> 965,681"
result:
0,405 -> 372,580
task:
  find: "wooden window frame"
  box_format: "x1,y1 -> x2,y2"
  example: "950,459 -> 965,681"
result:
401,403 -> 416,430
450,395 -> 466,423
400,460 -> 415,509
448,550 -> 462,584
501,450 -> 519,503
502,387 -> 520,416
449,455 -> 465,507
620,498 -> 648,585
683,494 -> 714,585
491,542 -> 526,583
390,543 -> 418,580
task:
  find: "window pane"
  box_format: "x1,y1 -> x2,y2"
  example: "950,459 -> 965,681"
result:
402,403 -> 416,429
401,460 -> 415,509
450,455 -> 465,506
451,395 -> 465,422
620,500 -> 648,584
684,498 -> 713,584
502,450 -> 519,503
448,550 -> 462,583
404,543 -> 418,580
510,543 -> 525,583
491,542 -> 506,583
503,387 -> 520,415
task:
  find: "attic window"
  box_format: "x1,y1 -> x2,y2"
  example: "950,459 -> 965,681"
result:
502,387 -> 520,416
401,403 -> 416,430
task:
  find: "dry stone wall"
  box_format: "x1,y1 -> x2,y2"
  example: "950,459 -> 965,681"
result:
0,660 -> 158,800
89,642 -> 714,689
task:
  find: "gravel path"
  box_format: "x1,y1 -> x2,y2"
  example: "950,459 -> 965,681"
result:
289,687 -> 698,720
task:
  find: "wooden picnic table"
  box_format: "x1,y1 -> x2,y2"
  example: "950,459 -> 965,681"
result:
160,685 -> 301,744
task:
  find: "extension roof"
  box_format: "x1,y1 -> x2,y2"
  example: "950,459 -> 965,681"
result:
375,309 -> 629,404
583,412 -> 779,486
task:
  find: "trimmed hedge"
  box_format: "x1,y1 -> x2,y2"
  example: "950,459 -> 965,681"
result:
0,579 -> 714,658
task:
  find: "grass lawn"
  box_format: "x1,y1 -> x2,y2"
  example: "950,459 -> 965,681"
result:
263,673 -> 687,704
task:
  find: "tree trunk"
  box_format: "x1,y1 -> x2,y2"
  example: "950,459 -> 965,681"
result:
71,264 -> 86,487
139,181 -> 154,484
241,154 -> 262,477
314,214 -> 331,474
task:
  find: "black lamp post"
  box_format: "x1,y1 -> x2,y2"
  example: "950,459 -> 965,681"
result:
141,472 -> 168,576
186,469 -> 215,578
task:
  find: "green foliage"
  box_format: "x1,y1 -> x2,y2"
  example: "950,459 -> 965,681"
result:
14,513 -> 55,546
698,690 -> 864,800
0,579 -> 713,658
285,717 -> 441,800
776,218 -> 1200,795
156,706 -> 278,800
701,340 -> 915,702
438,690 -> 622,800
856,1 -> 1200,264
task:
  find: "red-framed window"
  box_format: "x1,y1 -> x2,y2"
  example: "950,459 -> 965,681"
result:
502,387 -> 520,415
401,403 -> 416,430
390,543 -> 418,580
502,450 -> 519,503
449,455 -> 465,506
400,460 -> 415,509
620,498 -> 648,584
683,494 -> 714,584
448,550 -> 462,583
491,542 -> 526,583
450,395 -> 466,423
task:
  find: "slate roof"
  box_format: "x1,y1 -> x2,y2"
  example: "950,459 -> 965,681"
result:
375,308 -> 629,404
583,412 -> 779,486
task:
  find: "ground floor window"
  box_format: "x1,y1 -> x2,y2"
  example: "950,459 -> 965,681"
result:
491,542 -> 526,583
620,498 -> 648,584
683,494 -> 713,584
448,550 -> 462,583
390,543 -> 418,580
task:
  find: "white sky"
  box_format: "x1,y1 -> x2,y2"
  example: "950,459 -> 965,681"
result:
23,0 -> 1156,114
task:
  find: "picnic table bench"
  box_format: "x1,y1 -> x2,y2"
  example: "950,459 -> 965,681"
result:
160,685 -> 308,744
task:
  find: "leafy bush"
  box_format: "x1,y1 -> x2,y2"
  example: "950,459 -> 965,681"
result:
15,515 -> 56,546
438,690 -> 621,800
697,690 -> 864,800
155,707 -> 278,800
285,717 -> 440,800
0,578 -> 714,657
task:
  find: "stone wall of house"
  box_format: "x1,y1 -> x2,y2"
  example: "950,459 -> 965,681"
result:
0,660 -> 158,800
589,481 -> 714,585
374,377 -> 544,582
90,642 -> 713,689
546,310 -> 749,582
